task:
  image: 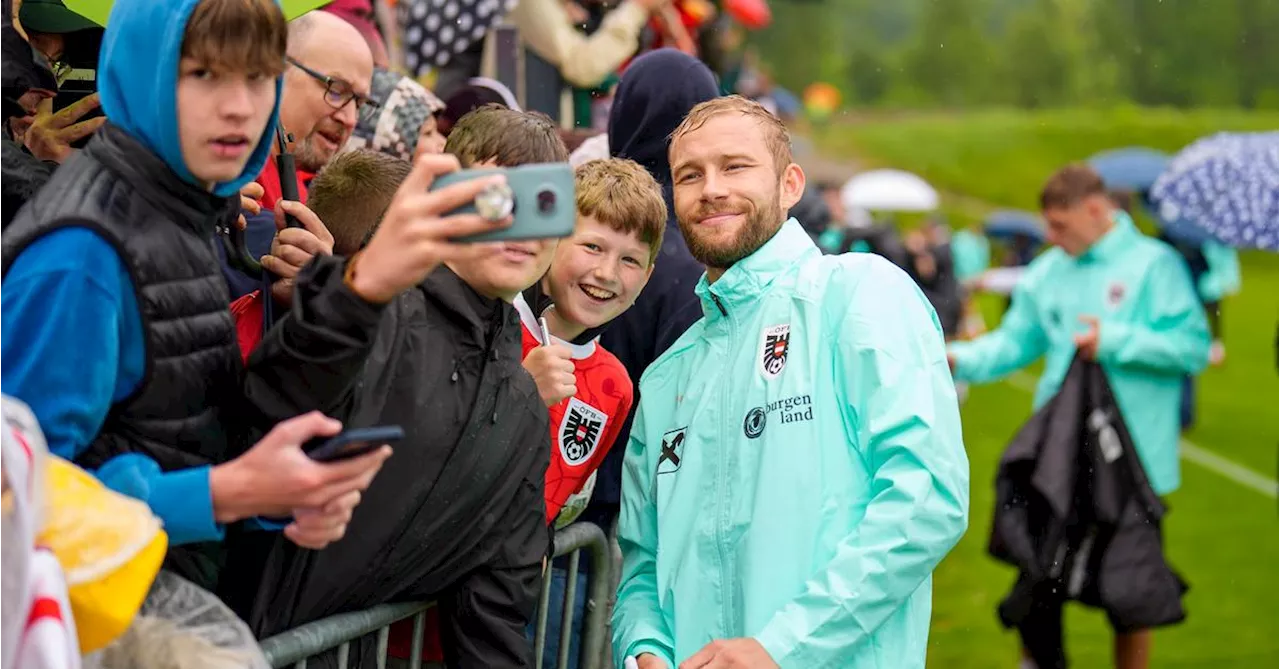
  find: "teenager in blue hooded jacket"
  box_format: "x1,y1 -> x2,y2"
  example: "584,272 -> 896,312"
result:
0,0 -> 396,573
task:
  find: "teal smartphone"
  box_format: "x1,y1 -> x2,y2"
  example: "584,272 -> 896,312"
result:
430,162 -> 577,243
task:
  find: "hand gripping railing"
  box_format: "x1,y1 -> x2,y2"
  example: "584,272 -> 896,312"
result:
260,521 -> 612,669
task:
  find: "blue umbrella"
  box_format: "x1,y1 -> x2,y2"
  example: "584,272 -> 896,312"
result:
1137,193 -> 1214,246
1088,147 -> 1169,192
984,209 -> 1046,243
1088,147 -> 1210,245
1150,131 -> 1279,251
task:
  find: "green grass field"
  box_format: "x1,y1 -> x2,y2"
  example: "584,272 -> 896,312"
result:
816,108 -> 1279,668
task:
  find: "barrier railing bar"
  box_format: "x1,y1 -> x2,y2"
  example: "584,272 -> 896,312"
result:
260,522 -> 611,669
533,558 -> 554,668
376,625 -> 390,669
260,601 -> 433,667
562,522 -> 609,669
410,611 -> 426,669
557,549 -> 581,669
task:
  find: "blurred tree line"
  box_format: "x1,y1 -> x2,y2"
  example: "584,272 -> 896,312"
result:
752,0 -> 1279,109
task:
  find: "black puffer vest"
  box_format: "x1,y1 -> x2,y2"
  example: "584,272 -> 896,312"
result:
2,125 -> 245,577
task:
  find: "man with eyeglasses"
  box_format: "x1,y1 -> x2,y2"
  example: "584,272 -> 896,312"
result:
279,12 -> 377,176
221,10 -> 375,298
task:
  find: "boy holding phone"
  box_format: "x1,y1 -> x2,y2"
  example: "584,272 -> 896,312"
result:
228,105 -> 573,669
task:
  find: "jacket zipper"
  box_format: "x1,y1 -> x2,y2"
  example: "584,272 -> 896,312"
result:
711,293 -> 728,317
485,317 -> 504,424
712,289 -> 735,634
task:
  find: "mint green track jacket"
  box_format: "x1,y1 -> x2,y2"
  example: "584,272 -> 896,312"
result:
950,212 -> 1210,495
613,220 -> 970,669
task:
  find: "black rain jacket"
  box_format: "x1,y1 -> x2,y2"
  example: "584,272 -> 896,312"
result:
222,260 -> 549,669
989,356 -> 1186,669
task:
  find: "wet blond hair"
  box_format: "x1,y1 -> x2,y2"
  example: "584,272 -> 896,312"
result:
669,95 -> 793,173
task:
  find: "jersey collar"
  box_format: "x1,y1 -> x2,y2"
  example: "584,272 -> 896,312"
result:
513,293 -> 598,360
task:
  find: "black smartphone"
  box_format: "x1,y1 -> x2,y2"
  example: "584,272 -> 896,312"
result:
304,425 -> 404,463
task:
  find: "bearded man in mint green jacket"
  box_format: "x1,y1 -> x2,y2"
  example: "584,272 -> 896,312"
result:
612,95 -> 970,669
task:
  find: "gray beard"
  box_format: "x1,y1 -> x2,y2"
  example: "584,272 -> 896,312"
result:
293,136 -> 331,173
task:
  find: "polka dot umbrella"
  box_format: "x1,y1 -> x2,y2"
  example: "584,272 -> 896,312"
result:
1149,131 -> 1279,251
400,0 -> 517,78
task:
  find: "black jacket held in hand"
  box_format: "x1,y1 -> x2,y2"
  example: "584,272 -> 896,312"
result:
989,357 -> 1185,669
224,261 -> 550,669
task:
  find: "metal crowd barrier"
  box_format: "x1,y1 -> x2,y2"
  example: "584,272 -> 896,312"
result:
260,521 -> 612,669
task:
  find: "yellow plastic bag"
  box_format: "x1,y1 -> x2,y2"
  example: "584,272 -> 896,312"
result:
36,456 -> 168,653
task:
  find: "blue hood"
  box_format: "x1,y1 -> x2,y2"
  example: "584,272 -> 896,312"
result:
98,0 -> 281,197
608,49 -> 719,209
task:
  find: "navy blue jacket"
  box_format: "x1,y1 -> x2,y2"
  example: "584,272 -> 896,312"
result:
587,50 -> 720,516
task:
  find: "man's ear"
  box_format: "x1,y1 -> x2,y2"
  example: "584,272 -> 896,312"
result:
779,163 -> 805,211
1084,193 -> 1111,222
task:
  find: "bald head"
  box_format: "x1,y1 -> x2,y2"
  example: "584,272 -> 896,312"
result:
288,11 -> 364,59
280,11 -> 374,171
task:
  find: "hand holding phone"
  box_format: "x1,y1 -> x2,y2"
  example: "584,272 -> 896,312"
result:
305,425 -> 405,462
209,412 -> 393,526
428,162 -> 577,243
349,153 -> 518,304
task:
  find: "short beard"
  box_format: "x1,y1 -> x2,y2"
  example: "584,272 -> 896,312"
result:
679,197 -> 784,271
294,135 -> 332,172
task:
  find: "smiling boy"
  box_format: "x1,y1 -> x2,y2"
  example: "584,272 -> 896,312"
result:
231,104 -> 575,668
518,157 -> 666,524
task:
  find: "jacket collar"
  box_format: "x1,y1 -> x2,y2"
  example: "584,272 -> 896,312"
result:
420,265 -> 515,348
512,293 -> 597,360
518,282 -> 609,346
86,123 -> 232,234
694,218 -> 819,319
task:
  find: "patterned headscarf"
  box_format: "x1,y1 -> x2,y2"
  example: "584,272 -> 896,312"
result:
344,67 -> 446,162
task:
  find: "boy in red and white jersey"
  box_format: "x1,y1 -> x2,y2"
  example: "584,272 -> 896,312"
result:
518,157 -> 667,526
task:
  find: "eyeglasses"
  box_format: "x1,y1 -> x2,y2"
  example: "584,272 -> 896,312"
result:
286,57 -> 380,123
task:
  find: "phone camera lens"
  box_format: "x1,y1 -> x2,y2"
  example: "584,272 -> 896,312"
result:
537,189 -> 556,214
